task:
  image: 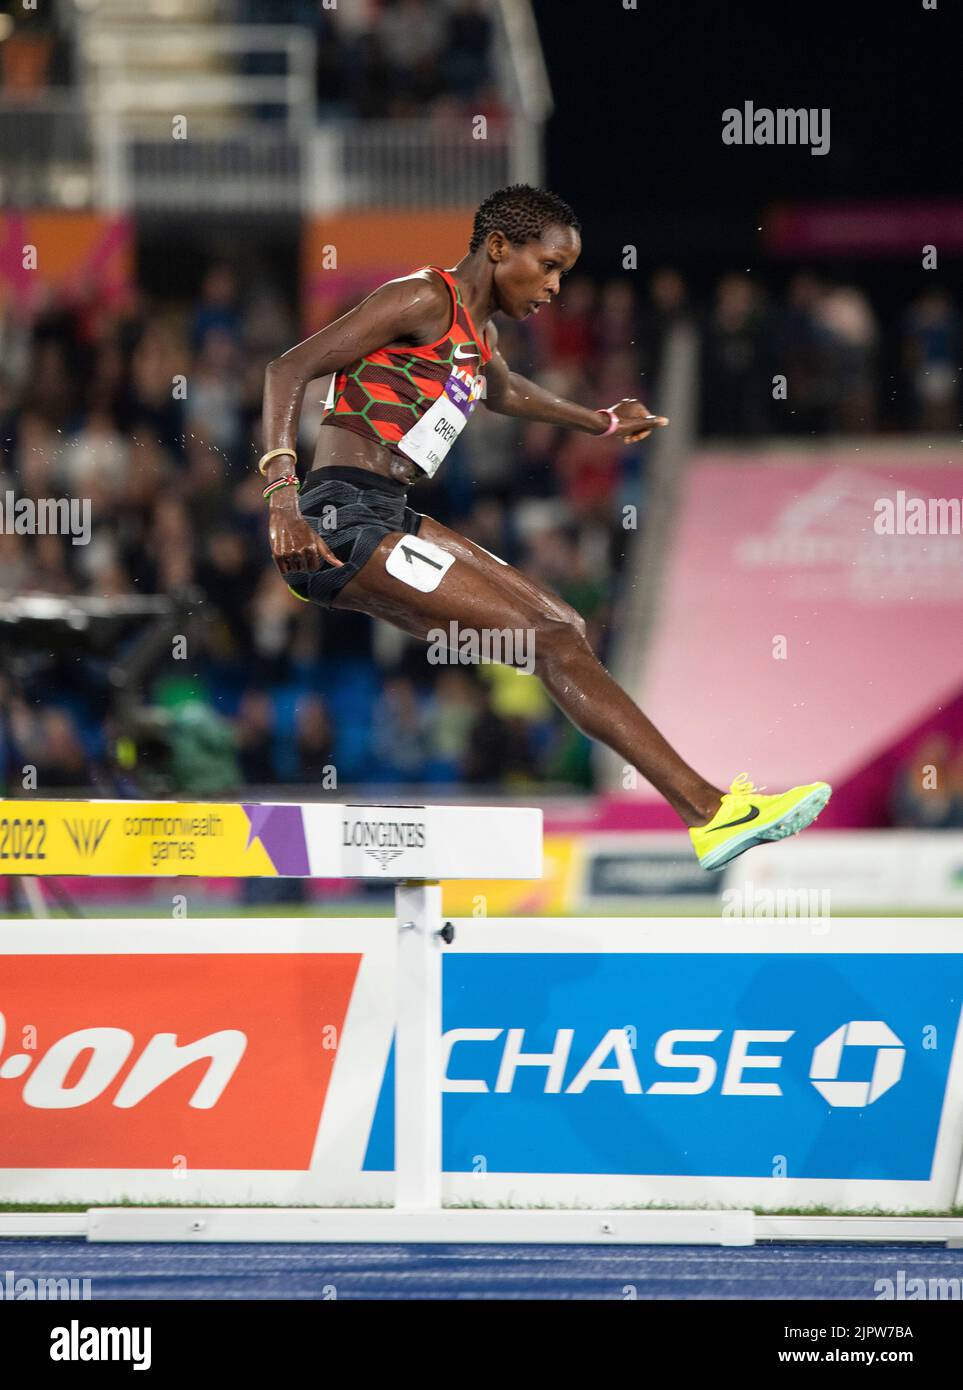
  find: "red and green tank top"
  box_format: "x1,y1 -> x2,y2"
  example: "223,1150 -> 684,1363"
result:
321,265 -> 493,478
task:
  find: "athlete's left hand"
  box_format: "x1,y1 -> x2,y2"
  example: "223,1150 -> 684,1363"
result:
606,398 -> 669,443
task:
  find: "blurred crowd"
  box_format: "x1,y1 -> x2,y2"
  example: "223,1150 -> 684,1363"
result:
701,272 -> 960,436
199,0 -> 499,124
0,261 -> 959,796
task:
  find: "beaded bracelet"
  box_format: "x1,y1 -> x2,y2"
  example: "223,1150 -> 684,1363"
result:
262,472 -> 300,501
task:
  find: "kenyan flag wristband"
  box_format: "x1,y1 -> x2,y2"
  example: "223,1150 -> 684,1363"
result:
262,472 -> 300,500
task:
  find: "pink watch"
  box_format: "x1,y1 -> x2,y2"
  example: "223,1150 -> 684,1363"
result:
597,407 -> 619,437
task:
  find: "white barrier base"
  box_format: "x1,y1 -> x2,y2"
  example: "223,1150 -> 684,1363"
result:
85,1207 -> 755,1246
754,1215 -> 963,1245
7,1210 -> 963,1245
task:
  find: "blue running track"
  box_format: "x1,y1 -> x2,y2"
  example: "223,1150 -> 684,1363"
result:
0,1238 -> 960,1299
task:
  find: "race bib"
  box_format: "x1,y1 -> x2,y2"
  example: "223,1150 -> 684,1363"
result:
385,534 -> 455,592
397,366 -> 486,478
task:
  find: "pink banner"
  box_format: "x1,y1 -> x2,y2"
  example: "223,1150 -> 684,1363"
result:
764,201 -> 963,257
632,449 -> 963,826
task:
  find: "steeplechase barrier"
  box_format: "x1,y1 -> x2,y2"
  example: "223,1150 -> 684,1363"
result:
2,799 -> 963,1246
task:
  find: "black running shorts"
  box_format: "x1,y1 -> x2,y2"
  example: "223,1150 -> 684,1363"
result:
285,466 -> 424,608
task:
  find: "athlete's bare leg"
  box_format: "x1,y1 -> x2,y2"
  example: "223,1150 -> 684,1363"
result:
333,516 -> 723,827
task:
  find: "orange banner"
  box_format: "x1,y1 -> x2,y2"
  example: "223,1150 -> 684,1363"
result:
0,952 -> 359,1170
0,211 -> 134,316
302,209 -> 473,332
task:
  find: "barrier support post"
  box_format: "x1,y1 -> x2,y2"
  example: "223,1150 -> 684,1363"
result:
395,880 -> 443,1209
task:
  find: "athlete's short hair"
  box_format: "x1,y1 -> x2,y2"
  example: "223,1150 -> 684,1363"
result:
469,184 -> 581,253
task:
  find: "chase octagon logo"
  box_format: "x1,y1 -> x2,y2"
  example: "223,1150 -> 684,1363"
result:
809,1020 -> 905,1108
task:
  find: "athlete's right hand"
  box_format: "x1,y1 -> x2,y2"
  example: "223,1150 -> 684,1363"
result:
268,496 -> 344,574
605,398 -> 670,443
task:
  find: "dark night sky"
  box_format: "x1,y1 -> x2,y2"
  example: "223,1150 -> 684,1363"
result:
531,0 -> 960,274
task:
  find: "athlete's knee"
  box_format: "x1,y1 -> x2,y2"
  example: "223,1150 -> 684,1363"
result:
569,608 -> 588,643
531,607 -> 589,672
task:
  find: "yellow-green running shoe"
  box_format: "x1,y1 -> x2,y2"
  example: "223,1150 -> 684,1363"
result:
690,774 -> 832,872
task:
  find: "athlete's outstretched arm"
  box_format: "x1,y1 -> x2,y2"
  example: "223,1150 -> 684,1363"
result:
483,325 -> 668,443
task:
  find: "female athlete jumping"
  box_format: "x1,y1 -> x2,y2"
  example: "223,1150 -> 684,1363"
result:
260,184 -> 829,870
